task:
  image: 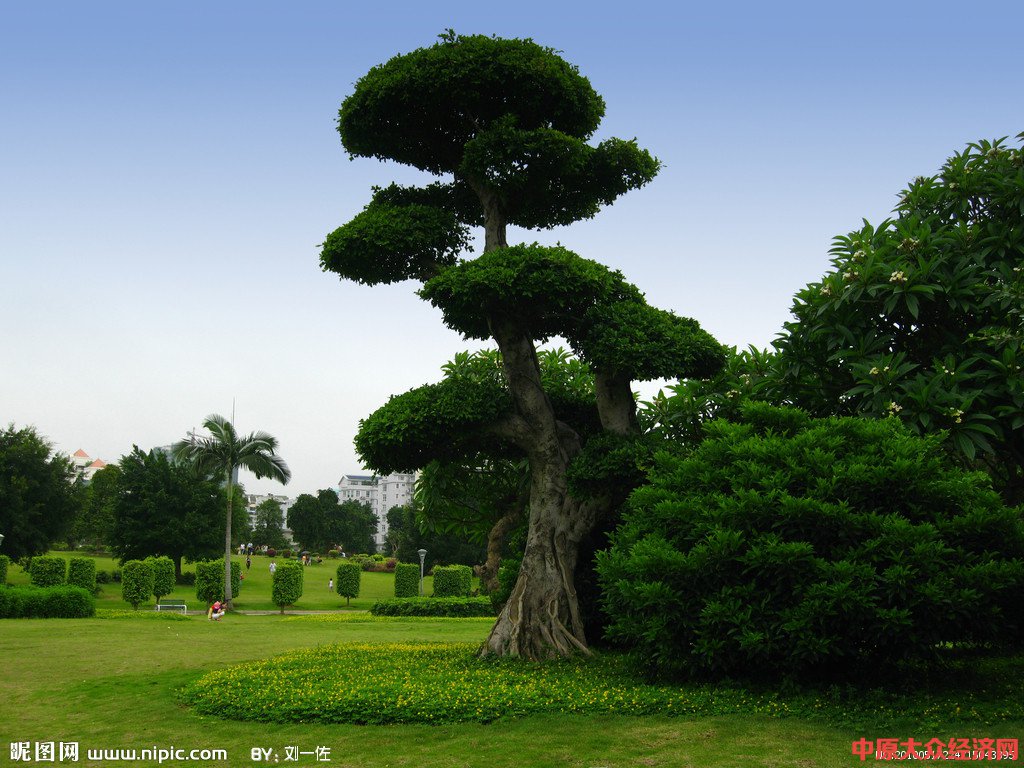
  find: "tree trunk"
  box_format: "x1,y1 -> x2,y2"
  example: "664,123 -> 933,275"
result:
224,468 -> 234,610
480,503 -> 523,595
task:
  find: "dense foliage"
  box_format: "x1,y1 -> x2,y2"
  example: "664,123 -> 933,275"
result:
370,598 -> 494,617
598,403 -> 1024,682
320,32 -> 723,658
0,554 -> 8,585
109,447 -> 226,576
773,134 -> 1024,503
287,490 -> 378,554
431,565 -> 472,597
120,559 -> 154,610
67,557 -> 96,593
29,555 -> 66,587
335,561 -> 360,605
271,561 -> 303,613
0,585 -> 95,618
195,560 -> 241,604
0,424 -> 82,559
251,499 -> 289,550
148,556 -> 175,602
394,563 -> 420,597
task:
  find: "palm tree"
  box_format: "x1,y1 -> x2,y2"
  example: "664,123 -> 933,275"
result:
173,414 -> 290,609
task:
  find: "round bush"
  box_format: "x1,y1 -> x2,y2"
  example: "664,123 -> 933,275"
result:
272,561 -> 303,613
29,556 -> 66,587
598,404 -> 1024,682
67,557 -> 96,593
266,548 -> 277,558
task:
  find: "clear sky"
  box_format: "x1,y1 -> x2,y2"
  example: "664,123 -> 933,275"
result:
2,1 -> 1021,497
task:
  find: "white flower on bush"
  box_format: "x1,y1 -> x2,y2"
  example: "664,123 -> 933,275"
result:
890,270 -> 907,284
887,401 -> 903,415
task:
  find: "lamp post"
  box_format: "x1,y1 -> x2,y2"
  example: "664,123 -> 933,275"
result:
0,532 -> 4,548
417,549 -> 427,596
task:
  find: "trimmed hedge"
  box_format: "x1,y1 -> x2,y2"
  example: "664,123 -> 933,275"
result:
29,556 -> 66,587
371,597 -> 495,617
0,585 -> 95,618
195,560 -> 242,604
0,554 -> 8,585
432,565 -> 472,597
121,560 -> 154,610
272,561 -> 303,613
148,556 -> 175,602
335,561 -> 361,606
67,557 -> 97,593
394,562 -> 420,597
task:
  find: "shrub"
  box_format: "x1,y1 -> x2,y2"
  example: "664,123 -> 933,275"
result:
29,556 -> 66,587
335,561 -> 361,606
0,585 -> 95,618
148,556 -> 175,603
598,404 -> 1024,683
327,550 -> 339,559
195,560 -> 242,604
0,554 -> 8,585
266,548 -> 276,558
111,568 -> 122,582
394,562 -> 420,597
272,561 -> 303,613
95,569 -> 111,584
66,557 -> 96,593
384,557 -> 397,572
432,565 -> 472,597
371,597 -> 495,617
371,553 -> 385,562
282,549 -> 292,560
121,560 -> 154,610
176,571 -> 195,586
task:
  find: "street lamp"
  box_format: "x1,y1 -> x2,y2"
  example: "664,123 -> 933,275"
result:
0,532 -> 4,548
417,549 -> 427,596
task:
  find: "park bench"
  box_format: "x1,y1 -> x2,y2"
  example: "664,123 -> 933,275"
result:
155,600 -> 187,614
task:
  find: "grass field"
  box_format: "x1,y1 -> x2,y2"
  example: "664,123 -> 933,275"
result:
2,555 -> 1021,767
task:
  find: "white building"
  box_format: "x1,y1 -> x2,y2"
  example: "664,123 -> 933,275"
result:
245,493 -> 296,544
71,449 -> 108,482
337,472 -> 416,551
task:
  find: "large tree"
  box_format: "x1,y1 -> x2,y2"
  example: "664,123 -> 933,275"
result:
0,424 -> 82,559
70,463 -> 122,550
322,33 -> 724,658
173,415 -> 290,609
108,447 -> 223,577
773,134 -> 1024,503
252,498 -> 289,550
287,489 -> 379,554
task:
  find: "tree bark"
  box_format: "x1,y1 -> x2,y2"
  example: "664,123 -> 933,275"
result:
480,503 -> 523,595
224,468 -> 234,610
594,371 -> 641,436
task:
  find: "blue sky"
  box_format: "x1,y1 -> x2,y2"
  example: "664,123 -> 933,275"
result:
2,1 -> 1021,497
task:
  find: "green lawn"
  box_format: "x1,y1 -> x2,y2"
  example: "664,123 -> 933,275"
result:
6,552 -> 434,611
3,555 -> 1021,767
1,612 -> 880,768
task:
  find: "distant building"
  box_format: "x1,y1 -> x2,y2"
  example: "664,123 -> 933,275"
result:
245,493 -> 296,545
70,449 -> 108,482
337,472 -> 416,551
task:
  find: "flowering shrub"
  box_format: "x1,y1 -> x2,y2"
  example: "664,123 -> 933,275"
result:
598,403 -> 1024,682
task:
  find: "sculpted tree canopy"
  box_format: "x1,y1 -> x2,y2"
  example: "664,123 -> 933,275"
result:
322,33 -> 724,659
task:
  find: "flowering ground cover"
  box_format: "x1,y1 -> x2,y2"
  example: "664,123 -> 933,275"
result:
180,633 -> 1024,731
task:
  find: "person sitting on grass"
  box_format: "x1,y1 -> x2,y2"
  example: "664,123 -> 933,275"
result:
208,601 -> 225,621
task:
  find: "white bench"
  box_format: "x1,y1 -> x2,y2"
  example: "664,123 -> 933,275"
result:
155,600 -> 187,614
